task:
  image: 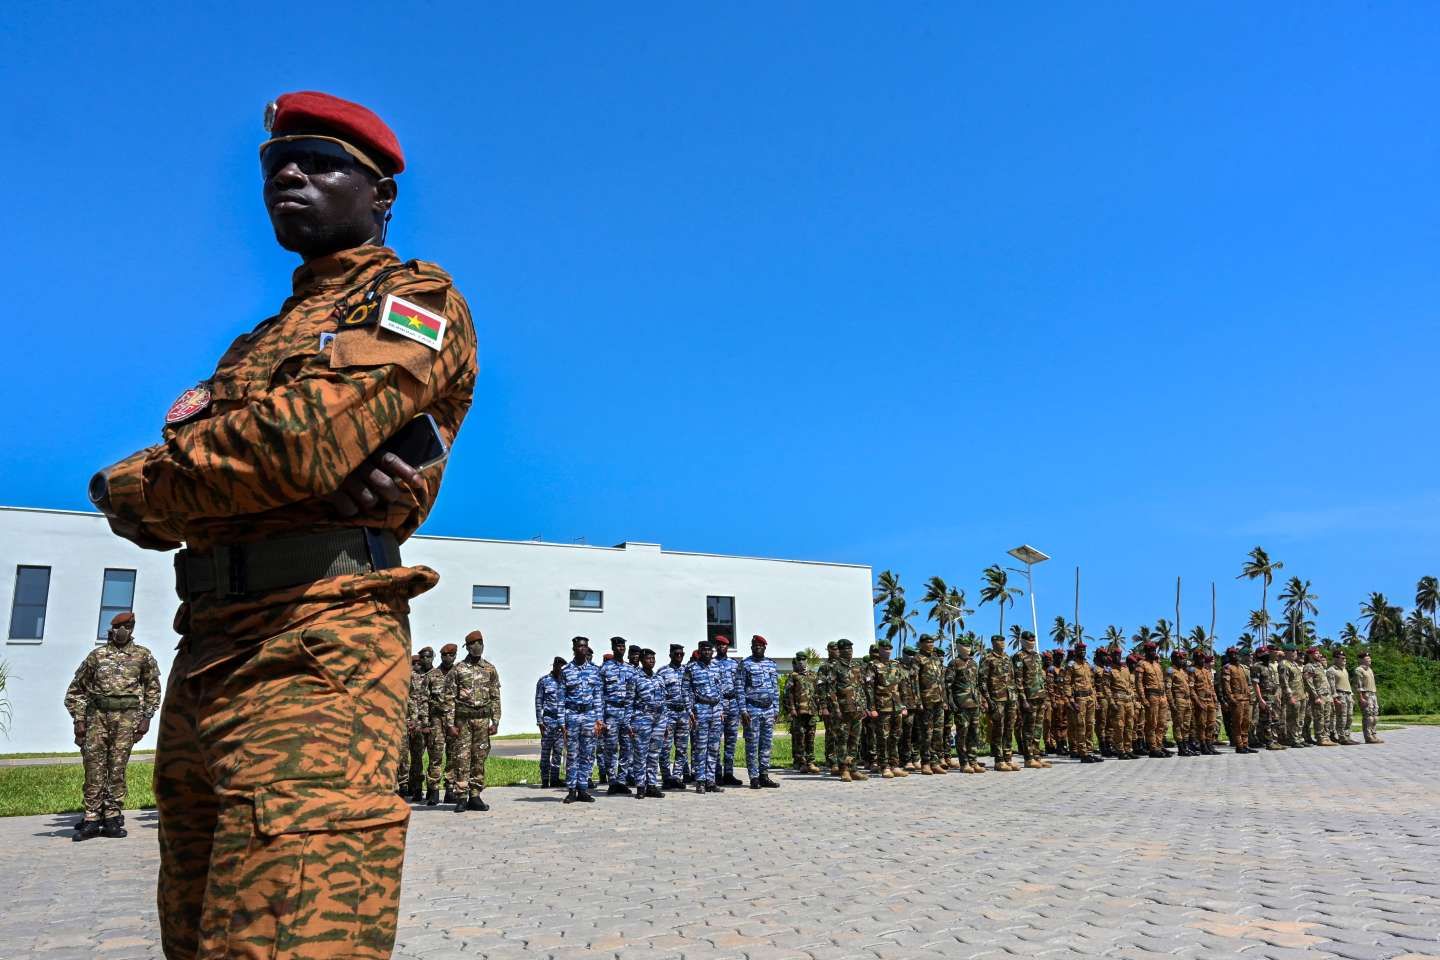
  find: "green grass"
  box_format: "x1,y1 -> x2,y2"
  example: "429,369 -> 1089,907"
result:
0,761 -> 157,818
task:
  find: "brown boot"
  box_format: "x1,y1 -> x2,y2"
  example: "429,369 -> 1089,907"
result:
969,762 -> 986,773
1024,758 -> 1043,769
839,766 -> 853,782
881,767 -> 895,779
893,766 -> 909,777
919,763 -> 934,775
851,768 -> 869,781
805,763 -> 821,774
946,758 -> 960,769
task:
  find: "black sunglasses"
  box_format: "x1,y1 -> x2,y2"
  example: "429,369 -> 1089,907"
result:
261,140 -> 363,179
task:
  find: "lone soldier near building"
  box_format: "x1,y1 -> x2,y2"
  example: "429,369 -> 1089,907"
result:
738,635 -> 782,788
1013,632 -> 1050,769
1327,648 -> 1356,745
65,611 -> 161,841
1353,649 -> 1382,744
562,636 -> 604,803
915,634 -> 949,774
427,643 -> 460,803
1222,648 -> 1255,753
402,646 -> 434,799
782,651 -> 820,773
947,637 -> 984,773
1303,646 -> 1336,746
88,91 -> 478,959
657,644 -> 692,787
979,635 -> 1019,771
535,657 -> 566,788
444,630 -> 501,812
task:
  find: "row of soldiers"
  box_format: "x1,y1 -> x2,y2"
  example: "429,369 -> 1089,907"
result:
398,631 -> 503,812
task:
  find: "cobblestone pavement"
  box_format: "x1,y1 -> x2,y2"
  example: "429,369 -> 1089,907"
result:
2,728 -> 1438,959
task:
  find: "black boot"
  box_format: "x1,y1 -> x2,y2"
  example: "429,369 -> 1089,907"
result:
467,795 -> 489,811
454,799 -> 468,813
563,789 -> 577,804
73,819 -> 102,842
607,783 -> 632,796
576,788 -> 596,802
634,787 -> 646,799
759,773 -> 780,788
426,787 -> 439,806
721,772 -> 744,787
1080,754 -> 1097,763
707,781 -> 725,793
1090,753 -> 1104,762
598,770 -> 609,785
645,785 -> 664,798
443,787 -> 456,805
696,781 -> 708,794
749,779 -> 762,789
100,816 -> 128,838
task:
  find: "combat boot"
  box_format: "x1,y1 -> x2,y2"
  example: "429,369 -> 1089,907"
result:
805,763 -> 821,774
759,772 -> 780,787
99,816 -> 128,838
850,767 -> 869,781
919,763 -> 934,775
645,785 -> 665,798
467,795 -> 489,812
563,789 -> 577,803
597,770 -> 609,785
73,819 -> 102,842
880,767 -> 895,779
750,778 -> 762,789
1319,738 -> 1337,746
426,786 -> 439,806
454,799 -> 468,813
1025,758 -> 1044,769
970,762 -> 986,773
443,787 -> 457,805
839,766 -> 853,782
891,767 -> 908,778
577,788 -> 596,802
607,783 -> 632,796
1039,757 -> 1053,767
721,772 -> 745,787
707,781 -> 725,793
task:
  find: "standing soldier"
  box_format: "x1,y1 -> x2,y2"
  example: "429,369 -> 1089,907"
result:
1167,649 -> 1196,756
1063,643 -> 1101,763
713,636 -> 745,787
1222,648 -> 1255,753
1243,647 -> 1262,747
398,653 -> 421,796
864,640 -> 908,778
88,92 -> 479,959
657,644 -> 692,788
1105,648 -> 1139,759
898,645 -> 921,770
443,631 -> 501,812
535,657 -> 566,789
1327,648 -> 1356,745
978,635 -> 1019,771
629,649 -> 669,799
783,651 -> 820,773
1303,646 -> 1336,746
947,637 -> 984,773
817,641 -> 839,773
827,638 -> 873,782
738,635 -> 782,788
1188,649 -> 1220,755
427,643 -> 459,804
562,636 -> 603,803
598,636 -> 633,791
1290,644 -> 1313,748
625,644 -> 645,783
1092,647 -> 1114,757
1013,632 -> 1050,769
1253,647 -> 1285,750
685,639 -> 727,793
64,612 -> 161,841
1135,642 -> 1171,758
1353,649 -> 1382,744
1046,650 -> 1070,757
403,647 -> 434,800
914,635 -> 949,775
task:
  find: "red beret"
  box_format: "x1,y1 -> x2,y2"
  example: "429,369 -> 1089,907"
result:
111,611 -> 135,627
263,91 -> 405,175
714,635 -> 730,647
465,630 -> 484,644
440,643 -> 458,654
751,635 -> 767,646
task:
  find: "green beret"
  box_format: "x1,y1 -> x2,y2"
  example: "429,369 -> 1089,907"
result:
903,646 -> 917,656
877,639 -> 893,649
836,638 -> 853,648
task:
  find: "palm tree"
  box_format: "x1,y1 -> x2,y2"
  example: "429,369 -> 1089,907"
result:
979,564 -> 1022,640
880,595 -> 918,651
1049,615 -> 1070,648
922,576 -> 956,657
1237,546 -> 1283,647
1187,625 -> 1212,654
1403,608 -> 1434,658
1153,618 -> 1175,655
1338,622 -> 1361,646
947,587 -> 973,649
1130,624 -> 1154,653
1247,609 -> 1270,643
1008,623 -> 1024,651
1102,625 -> 1125,651
1359,592 -> 1401,646
1278,576 -> 1318,646
1237,631 -> 1256,653
1416,576 -> 1439,638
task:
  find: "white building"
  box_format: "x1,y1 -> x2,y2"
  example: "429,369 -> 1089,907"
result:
0,505 -> 872,752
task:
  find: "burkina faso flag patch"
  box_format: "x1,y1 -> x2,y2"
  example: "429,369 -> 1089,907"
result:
378,294 -> 447,350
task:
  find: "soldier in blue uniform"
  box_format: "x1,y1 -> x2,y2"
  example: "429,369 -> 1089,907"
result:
713,636 -> 744,786
628,648 -> 669,799
657,643 -> 692,788
738,634 -> 782,789
535,656 -> 566,788
684,639 -> 727,793
562,636 -> 603,803
624,643 -> 644,785
598,636 -> 634,791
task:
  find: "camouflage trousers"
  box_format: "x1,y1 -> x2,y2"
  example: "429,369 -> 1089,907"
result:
912,705 -> 939,765
899,711 -> 917,763
1331,694 -> 1354,743
986,700 -> 1015,761
424,723 -> 450,789
1069,696 -> 1096,754
1227,699 -> 1251,750
869,711 -> 903,769
538,719 -> 563,783
1307,697 -> 1332,742
1358,692 -> 1379,741
720,700 -> 742,776
400,727 -> 426,793
789,715 -> 816,768
1170,696 -> 1192,744
629,710 -> 667,788
954,707 -> 983,765
1047,697 -> 1069,751
1106,697 -> 1132,751
155,597 -> 411,960
452,716 -> 492,797
822,716 -> 836,768
1260,694 -> 1284,745
691,704 -> 724,784
565,710 -> 600,789
664,708 -> 692,780
1283,698 -> 1303,744
831,712 -> 865,768
1017,698 -> 1045,759
81,706 -> 143,821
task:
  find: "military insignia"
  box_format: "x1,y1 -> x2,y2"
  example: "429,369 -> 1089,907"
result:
264,99 -> 278,132
319,331 -> 336,351
378,294 -> 447,351
339,301 -> 379,328
165,384 -> 212,425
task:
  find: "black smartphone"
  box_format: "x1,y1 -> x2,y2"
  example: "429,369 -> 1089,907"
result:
379,414 -> 449,470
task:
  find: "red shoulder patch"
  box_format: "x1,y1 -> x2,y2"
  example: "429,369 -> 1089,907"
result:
165,384 -> 212,424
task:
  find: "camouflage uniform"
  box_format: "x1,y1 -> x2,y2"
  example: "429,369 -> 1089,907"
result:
1223,657 -> 1253,751
534,670 -> 564,786
898,652 -> 921,767
1106,658 -> 1137,755
426,663 -> 457,791
656,655 -> 692,783
946,651 -> 983,770
1353,659 -> 1380,743
443,652 -> 501,801
827,644 -> 872,780
1045,655 -> 1069,754
865,649 -> 908,775
713,650 -> 743,783
628,667 -> 669,791
1327,658 -> 1355,744
401,660 -> 430,796
1253,656 -> 1283,748
1063,655 -> 1098,758
683,656 -> 727,786
1012,647 -> 1047,764
598,653 -> 635,784
1167,659 -> 1194,752
782,664 -> 818,771
64,633 -> 161,824
1303,656 -> 1334,745
1134,656 -> 1168,753
914,647 -> 948,770
978,646 -> 1017,768
737,649 -> 781,782
1188,658 -> 1219,753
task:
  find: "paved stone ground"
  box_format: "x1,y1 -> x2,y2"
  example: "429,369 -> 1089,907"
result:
3,728 -> 1438,960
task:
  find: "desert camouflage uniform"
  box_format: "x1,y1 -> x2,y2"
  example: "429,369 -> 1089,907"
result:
1254,659 -> 1283,746
64,638 -> 162,822
1353,662 -> 1380,742
1327,661 -> 1355,744
1189,662 -> 1218,750
1167,662 -> 1194,748
1278,656 -> 1306,745
1046,658 -> 1069,753
1303,659 -> 1333,744
401,665 -> 430,794
1064,657 -> 1098,755
443,655 -> 501,798
1107,661 -> 1137,752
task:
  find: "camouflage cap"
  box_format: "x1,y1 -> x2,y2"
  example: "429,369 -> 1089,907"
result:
440,643 -> 458,654
826,640 -> 839,650
110,611 -> 136,627
903,646 -> 917,656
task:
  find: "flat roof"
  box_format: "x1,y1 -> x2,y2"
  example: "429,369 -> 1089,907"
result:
0,505 -> 871,571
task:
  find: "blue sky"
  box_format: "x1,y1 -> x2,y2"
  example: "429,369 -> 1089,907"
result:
2,4 -> 1436,642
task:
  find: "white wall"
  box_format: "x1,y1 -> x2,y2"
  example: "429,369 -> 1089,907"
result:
0,507 -> 872,752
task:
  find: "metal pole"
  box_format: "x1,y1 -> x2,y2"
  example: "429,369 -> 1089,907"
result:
1074,566 -> 1080,647
1176,576 -> 1182,648
1028,562 -> 1038,638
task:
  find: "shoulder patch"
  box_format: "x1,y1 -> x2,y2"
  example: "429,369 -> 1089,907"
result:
378,294 -> 447,351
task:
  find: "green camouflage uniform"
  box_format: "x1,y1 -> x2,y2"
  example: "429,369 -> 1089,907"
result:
425,664 -> 456,788
1254,659 -> 1283,746
817,654 -> 836,769
828,651 -> 872,770
916,648 -> 948,766
1012,649 -> 1046,760
946,653 -> 982,766
978,648 -> 1017,763
1278,655 -> 1305,745
782,667 -> 818,769
443,656 -> 501,797
866,655 -> 907,770
898,654 -> 922,766
1302,658 -> 1332,743
64,638 -> 161,822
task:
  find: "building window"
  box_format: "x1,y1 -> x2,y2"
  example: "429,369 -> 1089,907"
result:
8,565 -> 52,642
707,595 -> 735,645
471,584 -> 510,608
97,569 -> 137,641
570,589 -> 603,612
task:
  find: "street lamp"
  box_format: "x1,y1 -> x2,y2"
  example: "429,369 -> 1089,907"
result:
1007,544 -> 1050,639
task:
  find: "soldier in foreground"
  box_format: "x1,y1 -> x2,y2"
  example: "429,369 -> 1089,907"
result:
88,91 -> 478,958
685,639 -> 727,793
629,648 -> 669,798
947,637 -> 984,773
713,636 -> 745,786
1013,632 -> 1050,769
915,635 -> 949,774
444,631 -> 501,812
1327,648 -> 1356,745
64,612 -> 161,841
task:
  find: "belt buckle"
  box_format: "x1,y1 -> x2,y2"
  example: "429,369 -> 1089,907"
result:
212,544 -> 245,598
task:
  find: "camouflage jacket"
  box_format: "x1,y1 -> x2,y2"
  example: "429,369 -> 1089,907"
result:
1189,665 -> 1217,705
978,651 -> 1014,702
783,670 -> 818,716
1166,665 -> 1193,708
1108,664 -> 1136,702
916,651 -> 947,707
443,657 -> 501,726
1063,660 -> 1096,699
1254,661 -> 1281,696
1134,659 -> 1166,697
1222,662 -> 1251,702
64,640 -> 161,718
899,658 -> 922,711
947,657 -> 980,710
1302,661 -> 1330,701
426,665 -> 455,727
1278,659 -> 1305,701
1012,651 -> 1046,702
829,656 -> 872,715
1327,664 -> 1352,695
867,659 -> 907,713
406,666 -> 431,726
815,659 -> 835,714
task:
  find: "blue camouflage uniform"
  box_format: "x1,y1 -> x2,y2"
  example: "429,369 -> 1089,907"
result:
657,660 -> 692,781
628,670 -> 669,789
684,658 -> 726,784
562,659 -> 604,790
738,653 -> 780,781
713,653 -> 742,778
534,672 -> 564,785
599,657 -> 635,782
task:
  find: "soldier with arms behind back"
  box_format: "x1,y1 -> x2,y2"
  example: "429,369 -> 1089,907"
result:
443,630 -> 501,812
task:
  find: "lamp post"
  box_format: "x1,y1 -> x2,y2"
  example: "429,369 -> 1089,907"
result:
1007,544 -> 1050,640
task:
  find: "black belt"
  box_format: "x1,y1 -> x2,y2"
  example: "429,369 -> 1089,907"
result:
693,695 -> 719,706
723,692 -> 738,699
666,702 -> 688,710
566,701 -> 596,711
174,528 -> 401,601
